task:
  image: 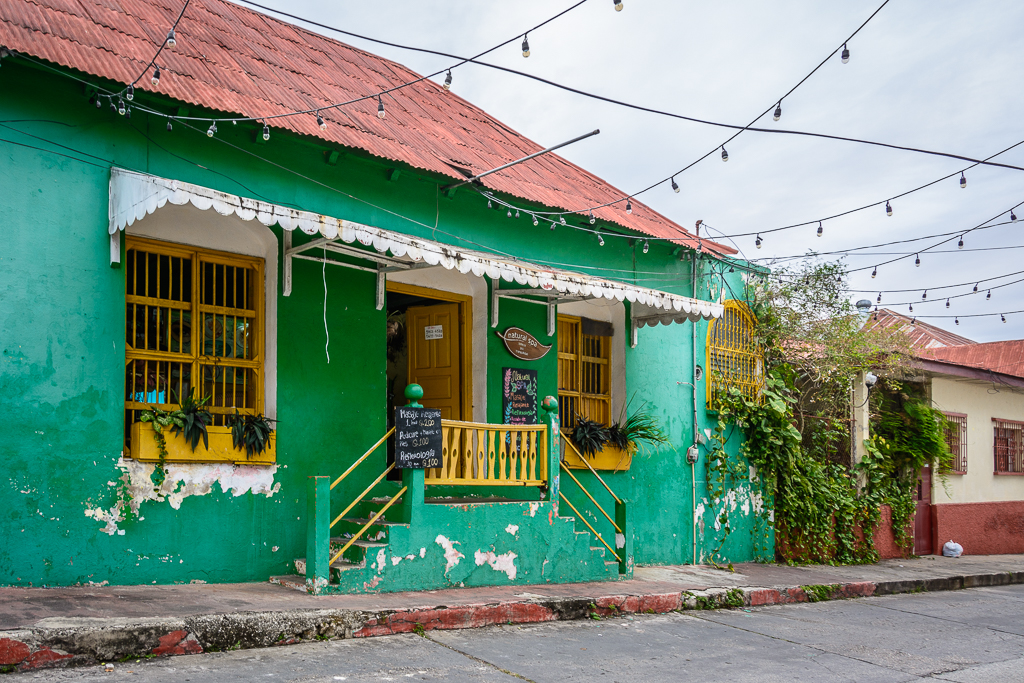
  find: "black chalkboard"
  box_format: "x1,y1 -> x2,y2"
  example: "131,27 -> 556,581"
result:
394,406 -> 443,468
502,367 -> 538,425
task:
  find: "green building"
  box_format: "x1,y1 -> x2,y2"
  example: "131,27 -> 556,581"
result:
0,0 -> 771,593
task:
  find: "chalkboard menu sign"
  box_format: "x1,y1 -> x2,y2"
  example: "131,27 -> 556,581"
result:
395,407 -> 443,468
502,367 -> 538,425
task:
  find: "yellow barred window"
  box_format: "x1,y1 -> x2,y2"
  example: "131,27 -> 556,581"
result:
557,315 -> 612,429
124,237 -> 264,449
706,300 -> 763,410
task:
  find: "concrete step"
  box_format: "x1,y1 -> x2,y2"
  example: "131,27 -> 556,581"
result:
329,538 -> 388,564
293,556 -> 364,578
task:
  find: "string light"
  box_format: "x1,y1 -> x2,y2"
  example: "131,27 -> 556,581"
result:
263,122 -> 270,141
755,234 -> 762,249
671,176 -> 679,193
550,221 -> 555,232
207,121 -> 217,137
912,317 -> 917,326
841,43 -> 850,64
885,200 -> 893,217
166,118 -> 173,132
773,102 -> 782,122
377,96 -> 386,119
625,199 -> 632,214
915,254 -> 920,267
816,221 -> 823,238
126,84 -> 134,101
589,210 -> 596,224
955,317 -> 959,325
922,290 -> 927,299
487,199 -> 493,209
987,290 -> 992,299
1012,210 -> 1018,222
973,283 -> 979,292
598,234 -> 605,246
873,309 -> 878,321
614,0 -> 624,10
909,303 -> 914,312
151,66 -> 160,87
532,214 -> 538,226
125,106 -> 131,119
721,146 -> 729,162
93,95 -> 101,109
560,216 -> 566,225
443,70 -> 452,91
958,236 -> 964,249
960,172 -> 966,189
521,34 -> 530,58
945,298 -> 950,308
515,209 -> 520,218
643,240 -> 649,254
871,266 -> 877,279
165,29 -> 176,49
507,209 -> 512,218
117,97 -> 125,115
1002,313 -> 1007,323
316,112 -> 326,130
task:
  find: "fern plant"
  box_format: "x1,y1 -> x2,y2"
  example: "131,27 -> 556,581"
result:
227,410 -> 276,458
572,417 -> 610,456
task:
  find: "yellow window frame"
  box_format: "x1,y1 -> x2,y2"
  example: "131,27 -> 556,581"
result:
557,314 -> 612,428
706,300 -> 763,410
124,236 -> 265,450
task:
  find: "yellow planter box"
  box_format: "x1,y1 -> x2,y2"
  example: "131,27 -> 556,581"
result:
562,437 -> 633,472
130,422 -> 276,466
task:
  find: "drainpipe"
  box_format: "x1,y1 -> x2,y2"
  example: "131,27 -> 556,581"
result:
691,252 -> 701,566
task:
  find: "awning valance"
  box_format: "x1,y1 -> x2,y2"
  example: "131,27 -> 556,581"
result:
108,168 -> 722,339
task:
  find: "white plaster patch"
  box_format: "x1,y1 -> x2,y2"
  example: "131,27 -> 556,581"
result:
419,547 -> 426,558
527,502 -> 540,517
615,533 -> 625,549
405,554 -> 415,561
391,556 -> 402,567
375,548 -> 387,574
435,535 -> 464,572
474,549 -> 518,580
748,465 -> 759,482
505,524 -> 519,536
85,457 -> 280,535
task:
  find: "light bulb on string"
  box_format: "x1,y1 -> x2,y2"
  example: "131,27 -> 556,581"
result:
912,318 -> 917,326
1012,210 -> 1019,222
521,34 -> 530,58
960,172 -> 966,189
955,317 -> 959,325
117,97 -> 125,115
909,303 -> 914,313
109,98 -> 116,113
915,254 -> 921,267
151,66 -> 160,86
94,96 -> 101,109
873,309 -> 878,321
126,84 -> 134,101
721,146 -> 729,162
973,283 -> 979,292
773,102 -> 782,121
443,71 -> 452,91
532,214 -> 538,226
643,240 -> 649,254
816,221 -> 823,238
589,210 -> 596,225
515,210 -> 519,219
487,199 -> 492,209
549,221 -> 556,232
958,236 -> 964,249
876,292 -> 882,303
598,234 -> 605,247
166,118 -> 173,132
871,266 -> 877,279
946,298 -> 950,308
886,201 -> 893,217
165,29 -> 176,49
1002,314 -> 1007,323
262,122 -> 270,141
125,106 -> 131,119
671,176 -> 679,193
560,216 -> 566,226
841,43 -> 849,63
377,96 -> 386,119
316,112 -> 326,130
207,121 -> 217,137
987,290 -> 992,300
755,234 -> 762,249
625,199 -> 632,214
507,209 -> 512,218
614,0 -> 623,10
922,290 -> 928,299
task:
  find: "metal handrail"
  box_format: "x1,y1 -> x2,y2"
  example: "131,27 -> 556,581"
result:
330,486 -> 407,566
561,431 -> 623,504
560,463 -> 621,534
330,463 -> 395,530
559,492 -> 620,562
331,427 -> 395,490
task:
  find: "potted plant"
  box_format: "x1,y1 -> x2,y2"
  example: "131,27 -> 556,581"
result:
565,398 -> 669,471
227,410 -> 277,459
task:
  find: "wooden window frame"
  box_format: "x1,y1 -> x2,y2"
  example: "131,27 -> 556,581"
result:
941,411 -> 968,474
124,236 -> 265,449
557,314 -> 612,429
992,417 -> 1024,475
706,300 -> 763,410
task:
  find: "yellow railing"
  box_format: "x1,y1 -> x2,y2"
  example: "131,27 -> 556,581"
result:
559,438 -> 622,563
426,420 -> 548,486
330,486 -> 406,566
327,427 -> 396,567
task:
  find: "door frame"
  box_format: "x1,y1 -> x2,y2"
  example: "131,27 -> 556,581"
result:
386,281 -> 473,421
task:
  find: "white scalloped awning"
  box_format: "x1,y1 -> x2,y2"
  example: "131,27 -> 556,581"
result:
108,168 -> 723,321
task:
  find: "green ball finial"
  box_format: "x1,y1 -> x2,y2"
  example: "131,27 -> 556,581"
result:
541,396 -> 558,413
405,383 -> 424,408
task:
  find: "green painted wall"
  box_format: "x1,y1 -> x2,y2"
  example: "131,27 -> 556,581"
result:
0,59 -> 768,589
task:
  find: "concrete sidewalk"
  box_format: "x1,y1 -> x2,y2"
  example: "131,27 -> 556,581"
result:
3,554 -> 1023,673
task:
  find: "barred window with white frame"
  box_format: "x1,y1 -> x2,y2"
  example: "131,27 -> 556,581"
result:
993,418 -> 1024,474
124,237 -> 264,451
942,412 -> 968,474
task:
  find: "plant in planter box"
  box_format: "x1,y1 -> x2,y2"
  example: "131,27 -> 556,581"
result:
609,398 -> 670,455
227,410 -> 277,458
572,417 -> 611,456
138,389 -> 213,484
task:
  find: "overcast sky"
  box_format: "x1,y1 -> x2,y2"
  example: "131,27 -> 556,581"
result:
243,0 -> 1024,343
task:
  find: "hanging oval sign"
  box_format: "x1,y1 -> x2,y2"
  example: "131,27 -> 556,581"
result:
496,327 -> 552,361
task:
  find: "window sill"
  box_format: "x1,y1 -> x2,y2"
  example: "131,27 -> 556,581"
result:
993,471 -> 1024,476
130,423 -> 276,466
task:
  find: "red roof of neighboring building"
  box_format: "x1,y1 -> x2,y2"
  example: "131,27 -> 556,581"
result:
924,340 -> 1024,380
863,308 -> 976,350
0,0 -> 732,255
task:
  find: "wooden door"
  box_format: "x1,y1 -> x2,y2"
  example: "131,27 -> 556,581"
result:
406,303 -> 461,420
913,464 -> 933,555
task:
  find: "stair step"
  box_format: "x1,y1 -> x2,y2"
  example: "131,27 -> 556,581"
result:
343,517 -> 407,527
590,546 -> 605,553
293,556 -> 365,576
329,538 -> 387,547
605,560 -> 619,567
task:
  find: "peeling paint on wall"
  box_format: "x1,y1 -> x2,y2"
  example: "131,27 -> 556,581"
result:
474,549 -> 518,580
434,535 -> 464,572
527,502 -> 540,517
84,458 -> 281,535
505,524 -> 519,536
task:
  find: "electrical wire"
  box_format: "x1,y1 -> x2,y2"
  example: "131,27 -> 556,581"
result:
117,0 -> 191,96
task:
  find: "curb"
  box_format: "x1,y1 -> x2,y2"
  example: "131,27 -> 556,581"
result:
3,570 -> 1023,673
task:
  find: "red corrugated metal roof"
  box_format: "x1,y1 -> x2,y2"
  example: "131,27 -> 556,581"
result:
0,0 -> 732,255
863,308 -> 976,350
924,340 -> 1024,379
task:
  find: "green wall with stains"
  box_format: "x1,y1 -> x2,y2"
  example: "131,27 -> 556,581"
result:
0,58 -> 769,590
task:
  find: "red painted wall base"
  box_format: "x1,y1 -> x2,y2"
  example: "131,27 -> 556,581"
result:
931,501 -> 1024,555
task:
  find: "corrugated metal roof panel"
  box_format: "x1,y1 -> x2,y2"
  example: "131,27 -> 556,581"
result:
864,308 -> 976,351
0,0 -> 731,254
925,340 -> 1024,379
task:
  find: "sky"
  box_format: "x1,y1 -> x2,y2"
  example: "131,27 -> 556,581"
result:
239,0 -> 1024,343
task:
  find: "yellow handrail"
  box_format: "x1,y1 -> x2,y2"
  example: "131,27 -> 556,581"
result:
427,420 -> 547,486
330,486 -> 408,566
561,432 -> 623,504
560,463 -> 621,534
330,464 -> 395,530
559,492 -> 620,562
331,427 -> 395,490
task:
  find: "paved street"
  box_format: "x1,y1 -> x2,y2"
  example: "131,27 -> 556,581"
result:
23,585 -> 1024,682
